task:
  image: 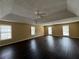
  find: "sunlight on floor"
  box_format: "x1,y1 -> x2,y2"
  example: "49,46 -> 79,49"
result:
59,37 -> 74,56
46,36 -> 55,51
30,39 -> 37,51
1,47 -> 14,59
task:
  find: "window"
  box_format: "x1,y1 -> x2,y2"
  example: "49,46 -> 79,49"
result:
62,25 -> 69,36
48,27 -> 52,35
31,26 -> 35,35
0,25 -> 12,40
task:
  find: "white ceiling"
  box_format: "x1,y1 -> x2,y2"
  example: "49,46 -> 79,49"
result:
67,0 -> 79,16
0,0 -> 13,18
0,0 -> 78,25
12,0 -> 67,18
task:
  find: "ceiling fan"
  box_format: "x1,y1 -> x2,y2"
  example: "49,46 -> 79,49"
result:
34,9 -> 47,24
34,10 -> 46,19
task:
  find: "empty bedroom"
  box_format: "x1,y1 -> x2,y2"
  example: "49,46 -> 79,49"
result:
0,0 -> 79,59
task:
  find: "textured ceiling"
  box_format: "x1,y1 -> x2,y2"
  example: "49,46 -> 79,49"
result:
0,0 -> 78,25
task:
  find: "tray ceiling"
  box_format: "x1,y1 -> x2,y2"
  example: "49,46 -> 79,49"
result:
0,0 -> 77,25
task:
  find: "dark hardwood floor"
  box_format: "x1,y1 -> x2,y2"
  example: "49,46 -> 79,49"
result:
0,36 -> 79,59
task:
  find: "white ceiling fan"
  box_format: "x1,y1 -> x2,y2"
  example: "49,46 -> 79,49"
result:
34,10 -> 47,19
34,9 -> 47,24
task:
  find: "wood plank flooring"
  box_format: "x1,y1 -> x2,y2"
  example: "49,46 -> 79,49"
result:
0,36 -> 79,59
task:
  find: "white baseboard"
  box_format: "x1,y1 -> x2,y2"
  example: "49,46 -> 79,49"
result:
0,35 -> 43,47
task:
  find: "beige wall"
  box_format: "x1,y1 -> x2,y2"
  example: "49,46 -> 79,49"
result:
44,22 -> 79,38
0,21 -> 44,46
69,22 -> 79,38
44,26 -> 48,35
52,25 -> 63,36
36,25 -> 44,36
44,25 -> 63,36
